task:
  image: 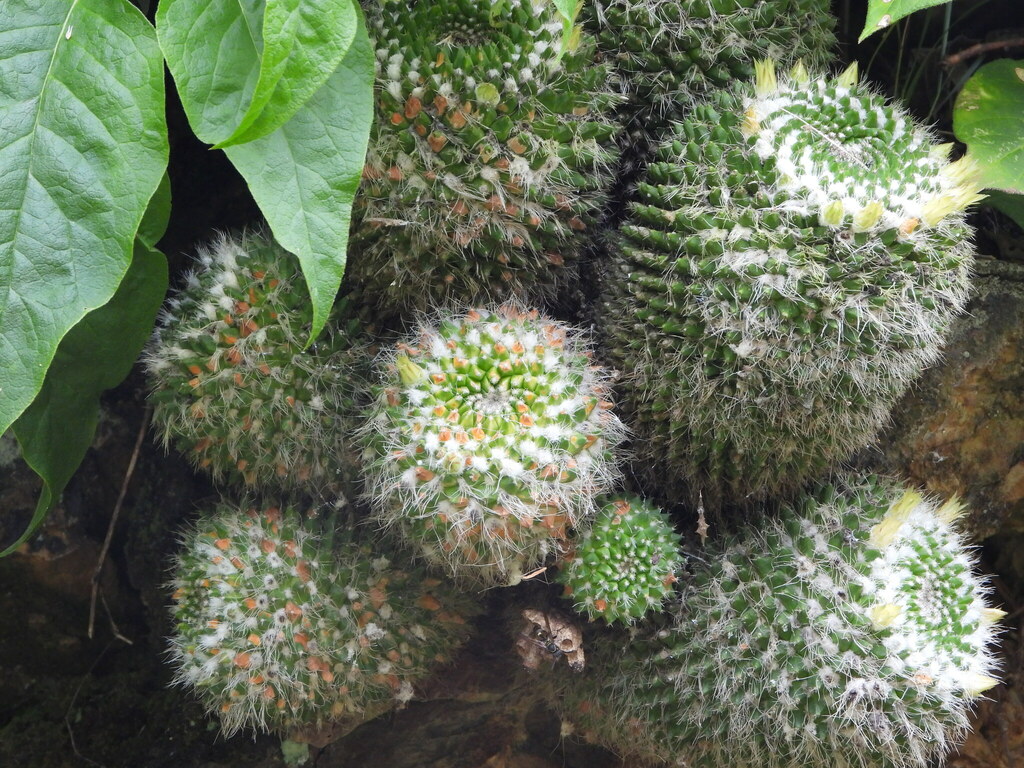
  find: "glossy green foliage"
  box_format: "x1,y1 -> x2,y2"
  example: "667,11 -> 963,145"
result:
157,0 -> 374,347
0,0 -> 168,436
954,58 -> 1024,194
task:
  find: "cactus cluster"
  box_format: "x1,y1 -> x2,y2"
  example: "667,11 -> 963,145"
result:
145,233 -> 366,496
599,63 -> 981,505
168,501 -> 478,736
557,494 -> 682,624
556,475 -> 1002,768
349,0 -> 621,311
361,306 -> 626,587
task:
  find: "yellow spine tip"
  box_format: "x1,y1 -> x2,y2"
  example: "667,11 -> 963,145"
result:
754,59 -> 778,97
869,490 -> 922,548
836,61 -> 860,89
964,673 -> 1000,697
396,354 -> 427,386
789,59 -> 810,84
742,106 -> 760,137
868,603 -> 903,629
852,201 -> 884,232
981,607 -> 1008,625
820,200 -> 845,227
929,142 -> 955,161
935,496 -> 966,525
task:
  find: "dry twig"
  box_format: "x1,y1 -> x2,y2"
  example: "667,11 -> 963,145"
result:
87,406 -> 150,642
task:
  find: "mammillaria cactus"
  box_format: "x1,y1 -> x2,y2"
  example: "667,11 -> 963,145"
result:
599,62 -> 984,506
168,501 -> 479,736
583,0 -> 836,175
145,233 -> 366,496
349,0 -> 621,311
556,474 -> 1002,768
360,305 -> 626,587
556,494 -> 682,624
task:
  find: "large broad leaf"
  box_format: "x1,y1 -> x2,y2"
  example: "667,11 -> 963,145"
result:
224,10 -> 373,345
0,0 -> 168,437
217,0 -> 360,148
954,59 -> 1024,194
159,0 -> 358,148
6,229 -> 169,557
159,0 -> 373,343
859,0 -> 952,42
155,0 -> 263,144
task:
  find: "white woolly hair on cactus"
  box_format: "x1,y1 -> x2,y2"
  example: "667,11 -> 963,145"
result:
359,303 -> 627,587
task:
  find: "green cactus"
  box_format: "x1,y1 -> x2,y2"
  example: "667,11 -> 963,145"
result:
556,494 -> 682,625
556,475 -> 1003,768
599,63 -> 983,506
349,0 -> 621,311
360,305 -> 626,587
583,0 -> 836,177
168,500 -> 479,736
145,233 -> 367,496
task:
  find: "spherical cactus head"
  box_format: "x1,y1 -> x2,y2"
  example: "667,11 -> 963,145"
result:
600,64 -> 981,506
557,495 -> 682,624
350,0 -> 621,312
145,232 -> 367,497
361,305 -> 627,587
555,474 -> 1002,768
168,500 -> 479,737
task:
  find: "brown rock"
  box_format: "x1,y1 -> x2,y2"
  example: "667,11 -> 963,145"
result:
878,258 -> 1024,539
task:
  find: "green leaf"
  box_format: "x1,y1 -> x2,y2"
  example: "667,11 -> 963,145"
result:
156,0 -> 264,144
138,172 -> 172,249
216,0 -> 360,148
224,9 -> 374,345
0,0 -> 168,437
859,0 -> 952,42
5,237 -> 168,557
954,59 -> 1024,194
983,190 -> 1024,230
551,0 -> 582,54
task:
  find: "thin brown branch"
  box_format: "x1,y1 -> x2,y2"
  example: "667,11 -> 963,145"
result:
944,38 -> 1024,68
88,405 -> 150,641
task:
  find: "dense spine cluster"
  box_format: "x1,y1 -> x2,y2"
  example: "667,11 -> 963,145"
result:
556,475 -> 1002,768
350,0 -> 621,311
557,495 -> 682,624
361,306 -> 625,587
145,233 -> 365,496
583,0 -> 836,173
599,63 -> 982,505
168,502 -> 478,736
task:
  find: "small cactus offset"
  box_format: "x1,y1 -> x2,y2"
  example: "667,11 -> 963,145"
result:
556,495 -> 682,624
350,0 -> 621,311
583,0 -> 836,172
168,501 -> 479,736
361,305 -> 626,587
599,62 -> 983,505
557,475 -> 1002,768
145,233 -> 366,496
